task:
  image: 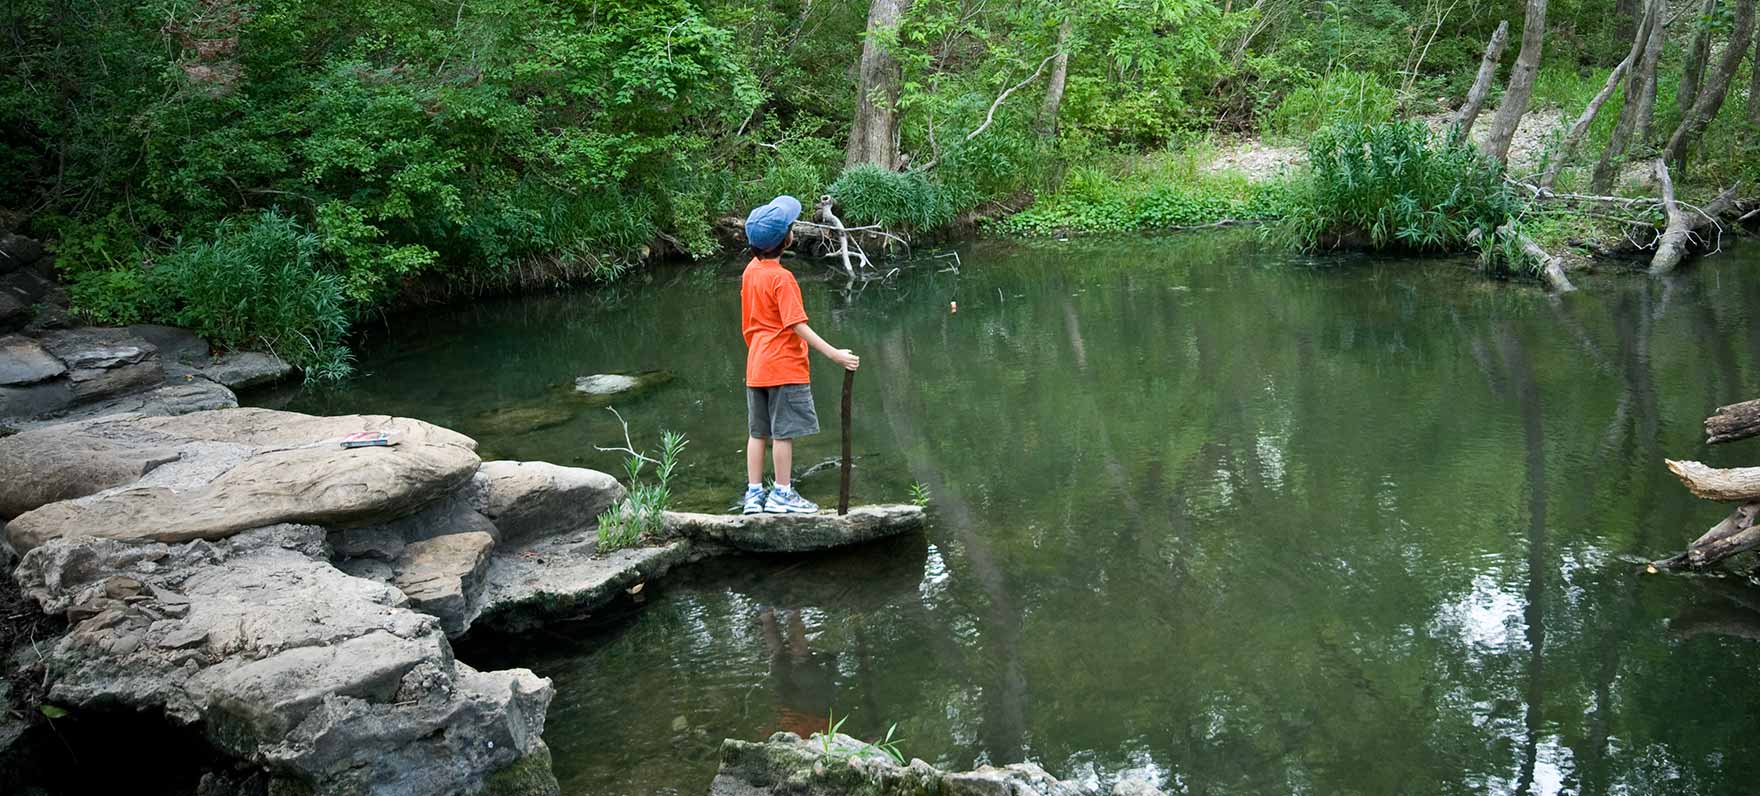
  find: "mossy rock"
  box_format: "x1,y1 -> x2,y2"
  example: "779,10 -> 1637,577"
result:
486,744 -> 560,796
467,404 -> 577,436
562,370 -> 673,407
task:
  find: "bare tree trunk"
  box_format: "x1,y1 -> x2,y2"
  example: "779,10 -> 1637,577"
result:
1036,18 -> 1073,138
1590,0 -> 1664,193
1665,0 -> 1757,169
1483,0 -> 1550,163
1629,2 -> 1668,141
1649,159 -> 1738,273
1454,20 -> 1509,135
845,0 -> 913,169
1679,0 -> 1721,119
1749,32 -> 1760,124
1537,55 -> 1632,190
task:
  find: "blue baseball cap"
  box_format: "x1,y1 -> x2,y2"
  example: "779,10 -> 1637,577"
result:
745,195 -> 802,251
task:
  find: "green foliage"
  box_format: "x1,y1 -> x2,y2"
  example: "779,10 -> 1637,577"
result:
909,481 -> 932,507
597,426 -> 689,553
1267,71 -> 1398,140
828,166 -> 970,231
818,709 -> 908,765
998,150 -> 1296,236
1278,121 -> 1518,253
150,211 -> 355,380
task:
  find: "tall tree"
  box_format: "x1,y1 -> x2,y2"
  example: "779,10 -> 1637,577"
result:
1455,21 -> 1510,135
1483,0 -> 1549,163
1678,0 -> 1721,120
1591,0 -> 1664,193
1664,0 -> 1757,169
1036,17 -> 1074,138
1749,32 -> 1760,124
846,0 -> 914,169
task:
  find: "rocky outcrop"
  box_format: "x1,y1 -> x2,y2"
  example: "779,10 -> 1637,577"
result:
710,733 -> 1166,796
14,524 -> 556,795
1,405 -> 929,794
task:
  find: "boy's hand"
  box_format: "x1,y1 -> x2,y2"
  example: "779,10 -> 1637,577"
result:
833,349 -> 861,371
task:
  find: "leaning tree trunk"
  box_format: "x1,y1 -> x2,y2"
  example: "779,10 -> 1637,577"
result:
1483,0 -> 1550,163
1649,158 -> 1739,273
1036,18 -> 1073,138
1591,0 -> 1664,193
1455,20 -> 1509,135
1536,54 -> 1632,190
1749,32 -> 1760,124
846,0 -> 914,169
1629,0 -> 1669,141
1664,0 -> 1756,170
1679,0 -> 1721,120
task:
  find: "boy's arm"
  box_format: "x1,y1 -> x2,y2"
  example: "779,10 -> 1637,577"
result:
791,323 -> 860,371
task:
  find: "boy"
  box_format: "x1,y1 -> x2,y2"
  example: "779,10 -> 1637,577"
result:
740,195 -> 860,514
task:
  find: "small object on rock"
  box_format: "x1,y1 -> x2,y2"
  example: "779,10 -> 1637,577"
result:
340,430 -> 395,448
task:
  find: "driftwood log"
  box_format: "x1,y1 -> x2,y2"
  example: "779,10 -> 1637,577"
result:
1707,399 -> 1760,445
1651,399 -> 1760,572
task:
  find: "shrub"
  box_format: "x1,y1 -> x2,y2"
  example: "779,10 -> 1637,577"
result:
149,211 -> 354,380
1266,72 -> 1398,140
597,429 -> 689,553
828,166 -> 964,231
1277,121 -> 1517,254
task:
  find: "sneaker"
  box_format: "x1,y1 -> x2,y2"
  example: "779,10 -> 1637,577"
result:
764,485 -> 819,514
741,486 -> 768,515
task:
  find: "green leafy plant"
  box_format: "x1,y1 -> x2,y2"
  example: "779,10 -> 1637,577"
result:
817,709 -> 909,765
909,482 -> 932,507
597,417 -> 689,553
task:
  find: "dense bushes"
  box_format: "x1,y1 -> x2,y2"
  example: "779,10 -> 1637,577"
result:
1266,72 -> 1400,140
1278,121 -> 1517,253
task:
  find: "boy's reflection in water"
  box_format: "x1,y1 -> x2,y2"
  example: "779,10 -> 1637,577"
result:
759,605 -> 838,738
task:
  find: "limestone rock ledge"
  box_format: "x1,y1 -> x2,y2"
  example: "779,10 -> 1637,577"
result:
711,733 -> 1166,796
14,524 -> 556,795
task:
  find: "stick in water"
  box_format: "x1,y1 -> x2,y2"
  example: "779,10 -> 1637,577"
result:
839,369 -> 854,516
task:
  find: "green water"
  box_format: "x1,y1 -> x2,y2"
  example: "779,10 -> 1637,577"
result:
267,232 -> 1760,795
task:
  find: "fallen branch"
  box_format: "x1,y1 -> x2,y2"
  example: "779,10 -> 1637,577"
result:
593,407 -> 659,465
1707,399 -> 1760,445
1650,159 -> 1737,273
1666,459 -> 1760,501
1497,222 -> 1576,292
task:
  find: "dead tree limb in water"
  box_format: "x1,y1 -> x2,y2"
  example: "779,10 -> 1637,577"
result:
1666,459 -> 1760,501
1455,21 -> 1509,135
1592,0 -> 1665,193
1483,0 -> 1549,163
1665,0 -> 1757,169
1537,55 -> 1633,191
1496,222 -> 1576,292
1649,159 -> 1739,273
1706,399 -> 1760,444
1651,501 -> 1760,570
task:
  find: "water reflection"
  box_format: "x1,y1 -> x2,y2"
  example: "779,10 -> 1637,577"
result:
282,233 -> 1760,795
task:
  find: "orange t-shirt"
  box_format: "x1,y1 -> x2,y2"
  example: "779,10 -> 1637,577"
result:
741,258 -> 810,387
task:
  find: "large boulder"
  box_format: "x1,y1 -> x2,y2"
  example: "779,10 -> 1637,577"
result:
13,524 -> 556,795
0,336 -> 65,386
666,504 -> 927,553
38,327 -> 164,401
6,377 -> 238,433
470,460 -> 623,544
392,531 -> 496,637
3,408 -> 480,551
472,536 -> 706,634
201,351 -> 293,390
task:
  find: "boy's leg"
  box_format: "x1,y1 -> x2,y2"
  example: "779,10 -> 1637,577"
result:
747,436 -> 768,485
772,438 -> 793,488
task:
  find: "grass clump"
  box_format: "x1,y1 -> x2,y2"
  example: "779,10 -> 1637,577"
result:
996,148 -> 1297,236
828,165 -> 970,231
597,429 -> 689,553
1278,121 -> 1517,254
1266,72 -> 1399,141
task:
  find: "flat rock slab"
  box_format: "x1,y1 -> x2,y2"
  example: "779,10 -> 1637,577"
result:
666,504 -> 927,553
8,376 -> 238,432
0,335 -> 65,386
472,536 -> 708,634
201,351 -> 293,390
3,408 -> 480,551
393,531 -> 496,637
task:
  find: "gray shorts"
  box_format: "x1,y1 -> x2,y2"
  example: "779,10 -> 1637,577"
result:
747,384 -> 820,439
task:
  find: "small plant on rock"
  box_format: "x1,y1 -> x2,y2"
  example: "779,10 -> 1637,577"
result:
596,411 -> 689,553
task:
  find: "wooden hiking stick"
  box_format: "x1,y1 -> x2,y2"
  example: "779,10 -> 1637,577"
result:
838,369 -> 854,515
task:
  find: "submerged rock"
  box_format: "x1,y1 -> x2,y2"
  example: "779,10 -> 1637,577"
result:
13,524 -> 556,795
571,370 -> 673,399
710,732 -> 1161,796
468,405 -> 577,436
